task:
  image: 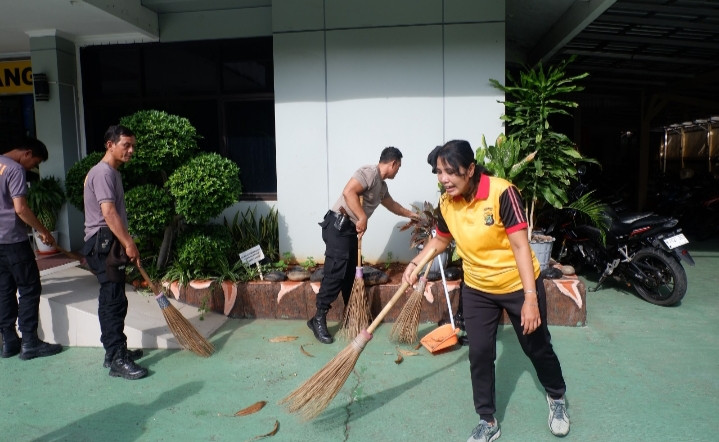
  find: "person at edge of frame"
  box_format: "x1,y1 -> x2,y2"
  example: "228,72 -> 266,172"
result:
307,146 -> 419,344
405,140 -> 570,442
0,136 -> 63,360
81,125 -> 147,380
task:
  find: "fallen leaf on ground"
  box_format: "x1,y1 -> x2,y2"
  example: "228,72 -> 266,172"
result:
235,401 -> 267,416
300,345 -> 314,357
397,348 -> 419,357
269,336 -> 298,342
395,353 -> 403,364
249,420 -> 279,440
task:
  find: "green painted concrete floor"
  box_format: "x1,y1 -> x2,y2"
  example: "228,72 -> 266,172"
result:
2,238 -> 718,442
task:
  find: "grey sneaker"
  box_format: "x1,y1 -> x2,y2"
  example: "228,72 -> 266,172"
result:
546,394 -> 570,436
467,419 -> 501,442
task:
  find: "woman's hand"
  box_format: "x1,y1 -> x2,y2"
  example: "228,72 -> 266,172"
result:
402,262 -> 419,286
520,300 -> 541,335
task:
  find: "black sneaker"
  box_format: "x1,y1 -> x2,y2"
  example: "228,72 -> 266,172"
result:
103,348 -> 143,368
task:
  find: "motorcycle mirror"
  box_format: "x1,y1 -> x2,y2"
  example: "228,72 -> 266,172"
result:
577,165 -> 587,176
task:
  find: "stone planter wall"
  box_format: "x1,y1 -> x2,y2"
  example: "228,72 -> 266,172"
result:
175,271 -> 586,326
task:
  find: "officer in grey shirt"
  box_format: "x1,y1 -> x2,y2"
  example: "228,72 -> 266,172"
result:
82,125 -> 146,380
308,146 -> 418,344
0,137 -> 62,360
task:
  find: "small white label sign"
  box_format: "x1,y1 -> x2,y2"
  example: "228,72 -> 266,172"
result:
239,245 -> 265,265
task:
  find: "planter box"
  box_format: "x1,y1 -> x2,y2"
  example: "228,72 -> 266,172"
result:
174,272 -> 586,327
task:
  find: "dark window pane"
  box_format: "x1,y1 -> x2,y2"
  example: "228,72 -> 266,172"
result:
225,100 -> 276,195
81,45 -> 142,98
144,44 -> 218,96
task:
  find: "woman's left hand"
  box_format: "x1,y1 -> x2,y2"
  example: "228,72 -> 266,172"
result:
520,301 -> 541,335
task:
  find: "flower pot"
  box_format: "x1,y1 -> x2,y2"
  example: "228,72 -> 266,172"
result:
34,230 -> 58,255
530,236 -> 555,271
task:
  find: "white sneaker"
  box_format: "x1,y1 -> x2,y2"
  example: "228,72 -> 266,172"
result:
546,394 -> 570,436
467,419 -> 501,442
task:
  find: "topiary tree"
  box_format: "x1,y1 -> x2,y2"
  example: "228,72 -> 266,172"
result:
119,109 -> 200,187
65,151 -> 104,211
166,153 -> 242,225
66,110 -> 242,273
125,184 -> 174,256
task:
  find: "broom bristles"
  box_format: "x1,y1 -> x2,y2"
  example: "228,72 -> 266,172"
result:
155,293 -> 215,357
337,269 -> 371,340
280,331 -> 371,419
389,287 -> 423,344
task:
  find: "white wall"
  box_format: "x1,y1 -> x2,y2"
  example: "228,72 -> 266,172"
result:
273,0 -> 505,263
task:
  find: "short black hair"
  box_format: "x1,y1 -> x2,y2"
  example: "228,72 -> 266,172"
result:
15,137 -> 49,162
379,146 -> 403,163
104,125 -> 135,145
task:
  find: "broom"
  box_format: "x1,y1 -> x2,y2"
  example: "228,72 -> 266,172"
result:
59,246 -> 214,356
388,261 -> 432,344
281,249 -> 436,420
337,197 -> 371,340
137,266 -> 215,357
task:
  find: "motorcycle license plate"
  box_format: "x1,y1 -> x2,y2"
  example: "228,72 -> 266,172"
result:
663,233 -> 689,249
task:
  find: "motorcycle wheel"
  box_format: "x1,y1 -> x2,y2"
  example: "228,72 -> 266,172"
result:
631,248 -> 687,306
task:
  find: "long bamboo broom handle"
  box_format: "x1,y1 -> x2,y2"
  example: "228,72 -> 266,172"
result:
137,265 -> 162,296
357,196 -> 363,265
365,248 -> 436,335
56,246 -> 85,262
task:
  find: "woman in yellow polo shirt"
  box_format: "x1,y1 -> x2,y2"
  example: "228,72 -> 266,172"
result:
404,140 -> 569,442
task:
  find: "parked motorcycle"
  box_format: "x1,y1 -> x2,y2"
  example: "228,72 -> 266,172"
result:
542,172 -> 695,306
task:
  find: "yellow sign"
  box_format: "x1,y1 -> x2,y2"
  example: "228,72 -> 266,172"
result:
0,60 -> 33,95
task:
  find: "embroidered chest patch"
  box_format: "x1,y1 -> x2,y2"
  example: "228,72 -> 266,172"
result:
483,207 -> 495,226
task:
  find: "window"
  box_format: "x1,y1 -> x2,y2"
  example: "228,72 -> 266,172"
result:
80,37 -> 276,199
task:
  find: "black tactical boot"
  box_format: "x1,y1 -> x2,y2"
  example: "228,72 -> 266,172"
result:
104,348 -> 143,368
18,332 -> 63,360
307,308 -> 333,344
1,327 -> 21,358
109,346 -> 148,380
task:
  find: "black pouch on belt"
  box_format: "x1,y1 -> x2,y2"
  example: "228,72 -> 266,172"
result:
333,208 -> 349,230
96,226 -> 114,255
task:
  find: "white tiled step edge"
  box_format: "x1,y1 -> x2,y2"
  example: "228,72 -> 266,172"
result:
36,265 -> 227,349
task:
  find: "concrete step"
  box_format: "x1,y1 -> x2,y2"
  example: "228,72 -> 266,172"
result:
35,264 -> 226,349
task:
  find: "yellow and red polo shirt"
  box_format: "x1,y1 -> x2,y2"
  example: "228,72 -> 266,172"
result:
436,173 -> 540,294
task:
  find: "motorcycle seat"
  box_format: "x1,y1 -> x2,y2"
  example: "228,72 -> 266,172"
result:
616,211 -> 653,224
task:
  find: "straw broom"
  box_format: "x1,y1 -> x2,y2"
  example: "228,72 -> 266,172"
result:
337,198 -> 371,340
137,266 -> 215,357
281,249 -> 436,420
389,262 -> 432,344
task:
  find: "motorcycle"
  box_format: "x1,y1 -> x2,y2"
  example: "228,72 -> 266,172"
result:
542,172 -> 695,306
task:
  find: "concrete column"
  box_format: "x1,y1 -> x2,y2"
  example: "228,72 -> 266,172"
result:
29,34 -> 84,251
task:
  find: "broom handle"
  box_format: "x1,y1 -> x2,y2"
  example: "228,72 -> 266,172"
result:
437,252 -> 455,329
366,248 -> 436,335
357,196 -> 363,265
56,246 -> 85,262
137,265 -> 162,297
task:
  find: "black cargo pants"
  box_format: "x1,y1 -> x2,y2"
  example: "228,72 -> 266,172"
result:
82,228 -> 128,356
315,211 -> 358,311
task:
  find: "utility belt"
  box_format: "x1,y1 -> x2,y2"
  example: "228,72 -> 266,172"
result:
325,208 -> 354,231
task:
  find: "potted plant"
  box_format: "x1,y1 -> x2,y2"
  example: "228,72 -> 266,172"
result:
26,175 -> 65,253
487,58 -> 600,268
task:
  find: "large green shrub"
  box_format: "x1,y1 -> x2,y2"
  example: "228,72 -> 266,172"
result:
166,153 -> 242,225
64,151 -> 104,211
119,110 -> 200,186
173,224 -> 234,280
125,184 -> 174,254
